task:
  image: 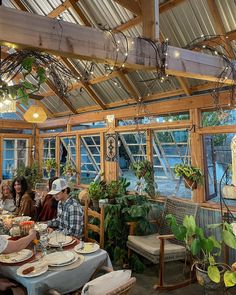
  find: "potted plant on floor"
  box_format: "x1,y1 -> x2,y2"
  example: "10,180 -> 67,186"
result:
88,180 -> 107,209
166,214 -> 236,293
174,163 -> 204,190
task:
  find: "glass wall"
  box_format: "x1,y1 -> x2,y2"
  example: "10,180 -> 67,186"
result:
60,136 -> 77,183
2,139 -> 28,180
42,138 -> 56,179
80,134 -> 101,184
152,129 -> 191,198
118,131 -> 147,191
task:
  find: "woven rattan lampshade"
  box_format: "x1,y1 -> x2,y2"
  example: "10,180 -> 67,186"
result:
23,105 -> 47,123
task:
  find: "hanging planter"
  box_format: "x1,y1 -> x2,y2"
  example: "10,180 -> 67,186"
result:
174,164 -> 204,190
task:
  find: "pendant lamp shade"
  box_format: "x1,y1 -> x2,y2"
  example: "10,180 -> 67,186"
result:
23,105 -> 47,123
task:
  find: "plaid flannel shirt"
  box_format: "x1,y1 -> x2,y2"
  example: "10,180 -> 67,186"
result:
47,197 -> 84,237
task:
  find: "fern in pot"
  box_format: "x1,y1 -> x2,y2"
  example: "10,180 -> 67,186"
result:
174,163 -> 204,190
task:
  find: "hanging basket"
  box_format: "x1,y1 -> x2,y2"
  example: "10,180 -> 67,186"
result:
184,177 -> 197,190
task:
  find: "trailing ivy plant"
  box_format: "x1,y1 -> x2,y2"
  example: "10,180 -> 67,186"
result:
130,159 -> 157,198
104,194 -> 152,272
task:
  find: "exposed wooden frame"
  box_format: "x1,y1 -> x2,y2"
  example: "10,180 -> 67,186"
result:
38,91 -> 230,129
1,7 -> 235,84
207,0 -> 235,58
114,0 -> 142,16
141,0 -> 160,40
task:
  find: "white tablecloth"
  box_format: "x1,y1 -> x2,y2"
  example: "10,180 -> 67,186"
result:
0,249 -> 112,295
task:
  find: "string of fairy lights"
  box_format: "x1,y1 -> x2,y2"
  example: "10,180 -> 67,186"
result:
185,34 -> 236,121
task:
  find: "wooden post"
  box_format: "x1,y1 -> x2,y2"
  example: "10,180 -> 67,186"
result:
76,133 -> 81,184
146,129 -> 153,163
55,136 -> 60,177
104,117 -> 118,183
100,131 -> 105,181
0,136 -> 2,179
141,0 -> 160,41
190,109 -> 205,203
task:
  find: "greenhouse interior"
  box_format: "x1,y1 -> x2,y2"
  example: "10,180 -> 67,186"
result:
0,0 -> 236,295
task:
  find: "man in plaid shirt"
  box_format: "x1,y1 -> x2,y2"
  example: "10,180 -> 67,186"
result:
47,178 -> 84,237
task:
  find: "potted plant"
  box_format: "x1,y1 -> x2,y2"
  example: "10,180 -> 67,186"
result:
130,160 -> 157,198
106,178 -> 130,204
44,158 -> 57,178
88,180 -> 107,209
166,214 -> 236,293
174,163 -> 204,190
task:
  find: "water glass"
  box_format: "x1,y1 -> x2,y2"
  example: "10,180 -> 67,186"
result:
40,233 -> 49,255
56,230 -> 66,250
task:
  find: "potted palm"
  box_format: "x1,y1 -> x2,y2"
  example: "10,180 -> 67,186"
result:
166,214 -> 236,293
174,163 -> 204,190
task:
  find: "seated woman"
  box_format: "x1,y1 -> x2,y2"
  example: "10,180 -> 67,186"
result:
0,181 -> 15,212
11,176 -> 36,220
0,229 -> 37,295
37,177 -> 59,222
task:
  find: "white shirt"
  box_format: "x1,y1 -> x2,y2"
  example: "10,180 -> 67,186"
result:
0,236 -> 8,253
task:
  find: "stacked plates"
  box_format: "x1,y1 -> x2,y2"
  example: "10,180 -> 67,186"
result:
44,251 -> 78,267
0,249 -> 33,264
48,236 -> 74,247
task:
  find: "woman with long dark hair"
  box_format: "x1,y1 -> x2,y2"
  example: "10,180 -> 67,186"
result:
11,176 -> 36,220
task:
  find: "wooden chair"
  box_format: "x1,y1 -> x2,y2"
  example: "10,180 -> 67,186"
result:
127,197 -> 198,291
84,199 -> 105,249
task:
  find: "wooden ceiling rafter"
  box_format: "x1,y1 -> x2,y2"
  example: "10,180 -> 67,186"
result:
47,0 -> 72,18
207,0 -> 235,59
114,0 -> 142,16
61,57 -> 106,110
116,70 -> 140,100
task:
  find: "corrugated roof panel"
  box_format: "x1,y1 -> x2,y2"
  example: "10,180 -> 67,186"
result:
0,112 -> 21,120
42,95 -> 69,113
92,80 -> 130,104
160,0 -> 216,47
70,88 -> 97,108
216,0 -> 236,32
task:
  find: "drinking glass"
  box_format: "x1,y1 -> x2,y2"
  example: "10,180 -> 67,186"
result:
40,232 -> 49,256
56,230 -> 66,251
35,183 -> 48,207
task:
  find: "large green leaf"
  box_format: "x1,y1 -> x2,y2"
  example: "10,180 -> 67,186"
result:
201,237 -> 214,253
224,271 -> 236,287
222,230 -> 236,249
190,238 -> 201,255
208,265 -> 220,283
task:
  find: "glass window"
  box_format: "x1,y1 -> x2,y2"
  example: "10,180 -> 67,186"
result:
153,129 -> 191,198
80,135 -> 101,184
60,137 -> 77,183
202,110 -> 236,127
2,139 -> 29,180
118,112 -> 189,126
42,138 -> 56,178
72,121 -> 106,130
203,133 -> 236,206
118,131 -> 147,191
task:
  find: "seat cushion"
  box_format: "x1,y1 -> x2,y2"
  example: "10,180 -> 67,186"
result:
128,234 -> 185,256
81,270 -> 131,295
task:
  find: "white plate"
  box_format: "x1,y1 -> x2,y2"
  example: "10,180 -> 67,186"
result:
35,223 -> 48,232
49,253 -> 79,267
17,262 -> 48,278
48,236 -> 73,247
74,243 -> 100,254
44,251 -> 75,266
0,249 -> 33,264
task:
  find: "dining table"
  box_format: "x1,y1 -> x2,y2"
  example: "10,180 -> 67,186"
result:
0,248 -> 112,295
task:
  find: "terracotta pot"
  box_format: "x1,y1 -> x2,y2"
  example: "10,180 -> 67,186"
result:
184,177 -> 197,190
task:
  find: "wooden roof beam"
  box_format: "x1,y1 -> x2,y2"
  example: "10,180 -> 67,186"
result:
207,0 -> 235,59
12,0 -> 28,11
114,0 -> 141,16
38,91 -> 230,128
116,70 -> 140,99
61,57 -> 106,109
47,0 -> 72,18
0,6 -> 235,85
68,0 -> 91,26
177,77 -> 191,96
141,0 -> 159,40
159,0 -> 186,13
